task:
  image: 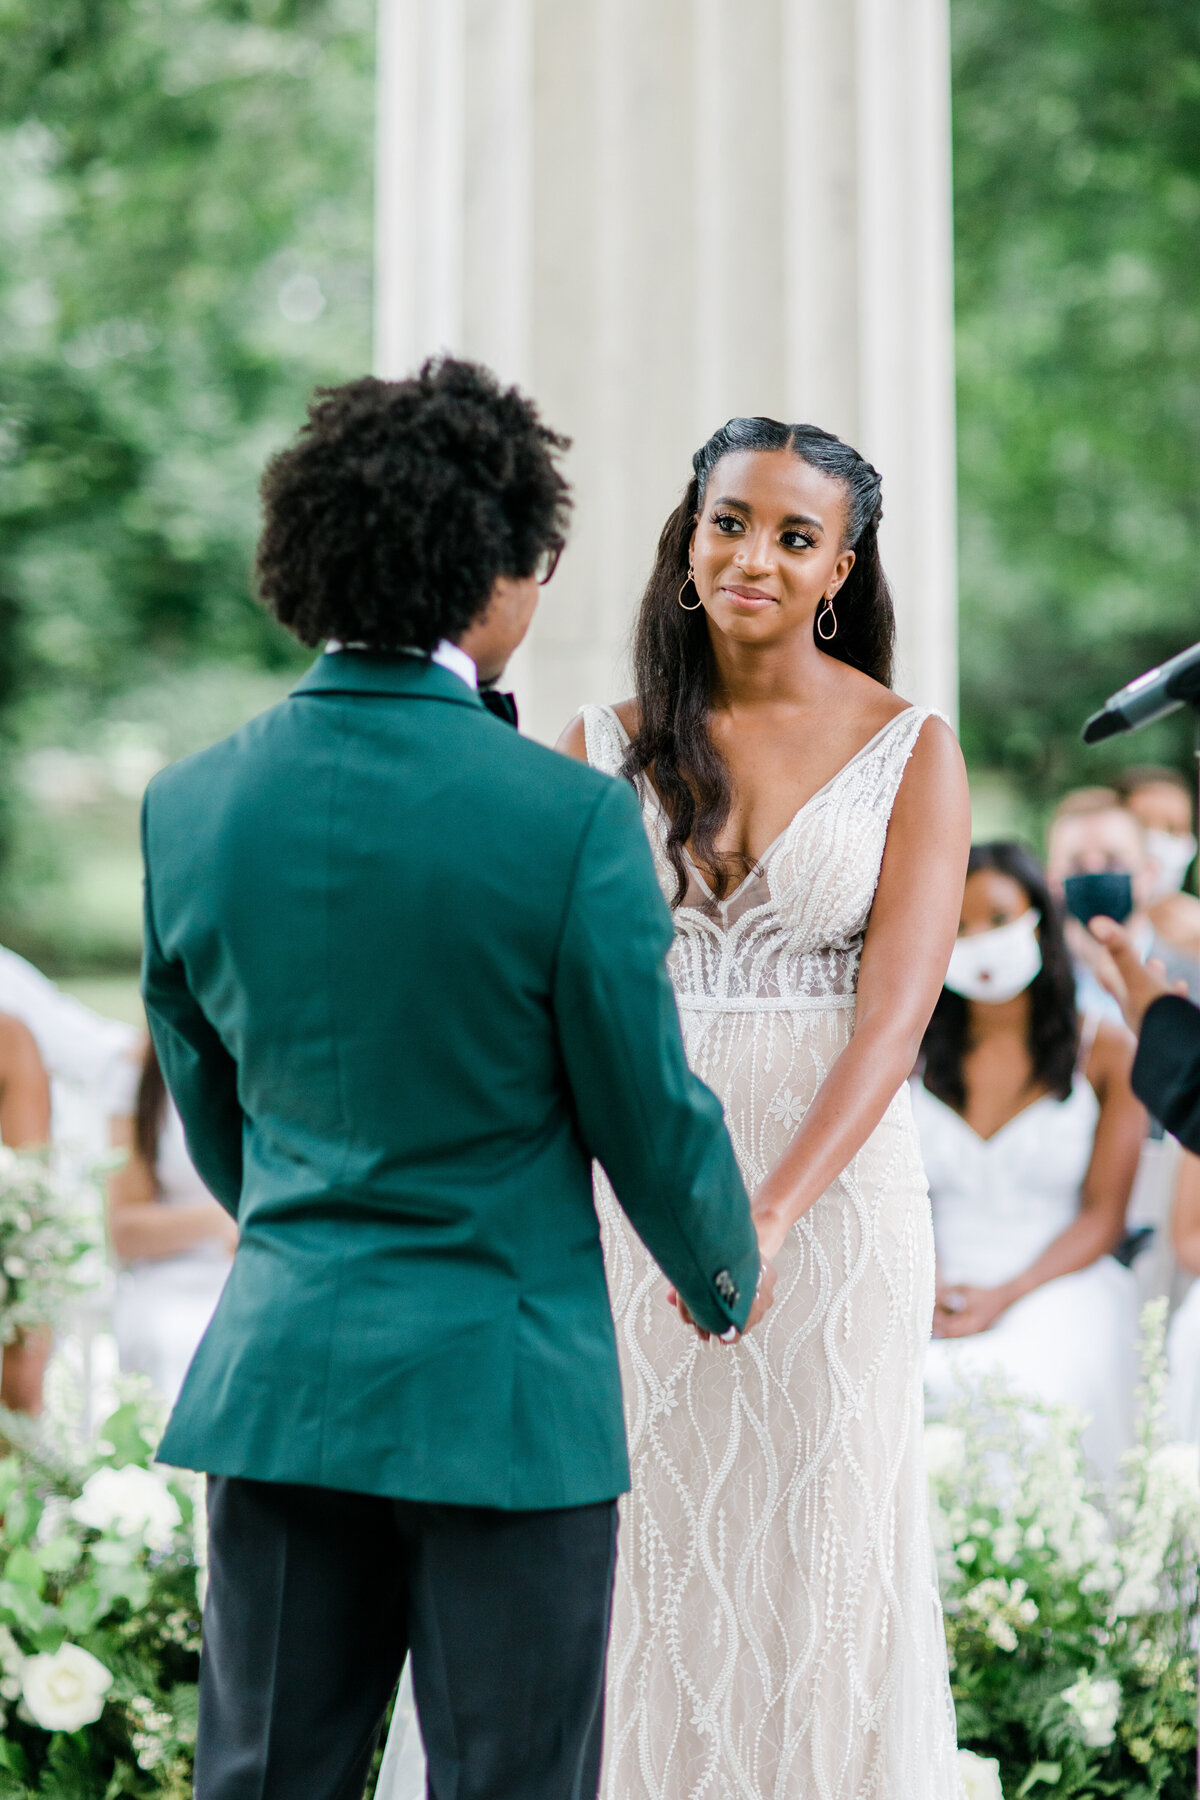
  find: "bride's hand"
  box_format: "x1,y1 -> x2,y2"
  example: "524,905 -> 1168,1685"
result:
932,1282 -> 1011,1339
665,1261 -> 777,1343
737,1259 -> 777,1337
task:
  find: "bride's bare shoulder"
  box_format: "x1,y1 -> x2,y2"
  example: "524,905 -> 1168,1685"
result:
555,698 -> 640,763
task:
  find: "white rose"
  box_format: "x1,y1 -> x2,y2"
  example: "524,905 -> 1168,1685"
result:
925,1424 -> 967,1483
70,1466 -> 181,1553
21,1643 -> 112,1732
956,1747 -> 1003,1799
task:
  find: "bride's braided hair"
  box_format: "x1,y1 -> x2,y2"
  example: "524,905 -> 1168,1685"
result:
622,417 -> 896,907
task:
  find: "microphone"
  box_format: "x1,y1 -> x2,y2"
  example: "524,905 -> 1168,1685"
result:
1081,640 -> 1200,743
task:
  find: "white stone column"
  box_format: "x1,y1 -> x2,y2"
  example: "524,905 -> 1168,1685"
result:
375,0 -> 958,740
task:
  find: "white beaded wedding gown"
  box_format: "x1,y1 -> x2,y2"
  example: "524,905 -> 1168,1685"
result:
580,701 -> 961,1800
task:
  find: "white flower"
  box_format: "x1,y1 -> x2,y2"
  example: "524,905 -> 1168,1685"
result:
924,1424 -> 967,1483
0,1626 -> 23,1676
765,1087 -> 806,1130
956,1747 -> 1003,1799
70,1465 -> 181,1553
21,1643 -> 112,1732
991,1523 -> 1022,1565
1061,1673 -> 1121,1748
1149,1441 -> 1200,1509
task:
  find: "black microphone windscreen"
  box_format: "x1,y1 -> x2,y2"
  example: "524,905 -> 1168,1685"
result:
1081,707 -> 1126,745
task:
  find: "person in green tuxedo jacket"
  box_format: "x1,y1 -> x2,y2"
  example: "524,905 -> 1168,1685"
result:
141,357 -> 767,1800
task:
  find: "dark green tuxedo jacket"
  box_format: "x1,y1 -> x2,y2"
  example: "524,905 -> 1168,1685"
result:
143,652 -> 757,1509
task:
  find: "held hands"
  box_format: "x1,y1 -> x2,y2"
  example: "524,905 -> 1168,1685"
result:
1087,916 -> 1187,1034
932,1281 -> 1012,1339
666,1259 -> 778,1345
666,1205 -> 783,1344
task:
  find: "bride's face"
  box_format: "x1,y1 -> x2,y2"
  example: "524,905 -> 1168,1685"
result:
689,450 -> 857,646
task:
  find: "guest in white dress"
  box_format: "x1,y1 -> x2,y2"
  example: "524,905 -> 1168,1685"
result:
108,1040 -> 235,1404
915,841 -> 1146,1478
0,1011 -> 52,1414
1165,1152 -> 1200,1440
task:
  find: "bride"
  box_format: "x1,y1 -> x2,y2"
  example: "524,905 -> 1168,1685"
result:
375,414 -> 968,1799
561,416 -> 969,1798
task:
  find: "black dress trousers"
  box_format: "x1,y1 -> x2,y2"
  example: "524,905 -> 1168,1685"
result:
196,1476 -> 619,1800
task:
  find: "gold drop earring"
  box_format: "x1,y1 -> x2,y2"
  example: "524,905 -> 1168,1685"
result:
816,595 -> 838,640
678,564 -> 703,611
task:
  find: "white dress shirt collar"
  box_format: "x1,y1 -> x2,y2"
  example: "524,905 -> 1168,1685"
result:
324,638 -> 478,692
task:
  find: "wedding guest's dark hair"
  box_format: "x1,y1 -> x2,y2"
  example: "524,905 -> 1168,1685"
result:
255,356 -> 571,650
622,417 -> 895,905
134,1038 -> 168,1174
920,840 -> 1080,1114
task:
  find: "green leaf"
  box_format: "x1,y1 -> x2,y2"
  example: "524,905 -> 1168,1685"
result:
0,1575 -> 44,1632
94,1561 -> 150,1613
88,1538 -> 139,1566
35,1535 -> 80,1575
1,1489 -> 41,1546
96,1402 -> 155,1469
0,1735 -> 29,1778
1016,1766 -> 1063,1797
58,1578 -> 105,1635
4,1544 -> 43,1596
0,1459 -> 22,1518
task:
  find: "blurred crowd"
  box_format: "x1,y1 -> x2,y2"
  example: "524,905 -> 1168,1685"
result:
915,765 -> 1200,1477
0,763 -> 1196,1484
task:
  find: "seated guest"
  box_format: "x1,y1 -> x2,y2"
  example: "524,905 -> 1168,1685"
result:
0,1011 -> 52,1415
107,1040 -> 235,1404
0,942 -> 139,1162
1044,788 -> 1198,1020
915,842 -> 1145,1478
1113,764 -> 1200,962
1164,1151 -> 1200,1442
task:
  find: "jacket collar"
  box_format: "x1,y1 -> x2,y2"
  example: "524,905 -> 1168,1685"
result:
290,650 -> 486,712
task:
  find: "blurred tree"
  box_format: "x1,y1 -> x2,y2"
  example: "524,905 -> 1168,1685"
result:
952,0 -> 1200,806
0,0 -> 372,733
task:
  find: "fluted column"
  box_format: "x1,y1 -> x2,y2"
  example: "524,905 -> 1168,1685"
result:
375,0 -> 958,740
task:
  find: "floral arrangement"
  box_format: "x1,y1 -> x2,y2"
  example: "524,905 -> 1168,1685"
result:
934,1301 -> 1199,1800
0,1149 -> 100,1345
0,1371 -> 201,1798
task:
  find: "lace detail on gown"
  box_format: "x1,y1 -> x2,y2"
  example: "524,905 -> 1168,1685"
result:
580,702 -> 961,1800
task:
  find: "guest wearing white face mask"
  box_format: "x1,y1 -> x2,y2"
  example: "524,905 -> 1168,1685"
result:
1113,765 -> 1200,964
914,842 -> 1146,1478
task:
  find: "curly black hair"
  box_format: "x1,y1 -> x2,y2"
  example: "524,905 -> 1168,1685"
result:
255,356 -> 572,650
920,840 -> 1080,1113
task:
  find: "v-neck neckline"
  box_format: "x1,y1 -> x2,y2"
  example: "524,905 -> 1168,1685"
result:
606,704 -> 918,908
918,1081 -> 1063,1147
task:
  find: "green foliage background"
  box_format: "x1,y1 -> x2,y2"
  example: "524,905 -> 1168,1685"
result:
0,0 -> 1196,973
0,0 -> 372,971
953,0 -> 1200,803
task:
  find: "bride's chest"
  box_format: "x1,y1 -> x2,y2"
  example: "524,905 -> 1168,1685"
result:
655,781 -> 895,955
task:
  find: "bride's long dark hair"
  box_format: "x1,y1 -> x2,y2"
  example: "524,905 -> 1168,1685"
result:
621,417 -> 895,906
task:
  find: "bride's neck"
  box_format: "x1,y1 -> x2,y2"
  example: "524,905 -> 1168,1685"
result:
707,625 -> 836,710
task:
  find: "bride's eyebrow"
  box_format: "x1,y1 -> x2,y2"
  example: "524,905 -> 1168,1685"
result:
711,495 -> 824,531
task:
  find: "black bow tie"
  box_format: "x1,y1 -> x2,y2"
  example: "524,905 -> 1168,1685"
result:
480,690 -> 519,729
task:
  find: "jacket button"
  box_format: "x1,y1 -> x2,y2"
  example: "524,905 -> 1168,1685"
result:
714,1269 -> 738,1305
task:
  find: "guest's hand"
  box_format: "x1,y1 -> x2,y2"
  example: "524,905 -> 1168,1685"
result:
932,1282 -> 1012,1338
1087,916 -> 1186,1034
